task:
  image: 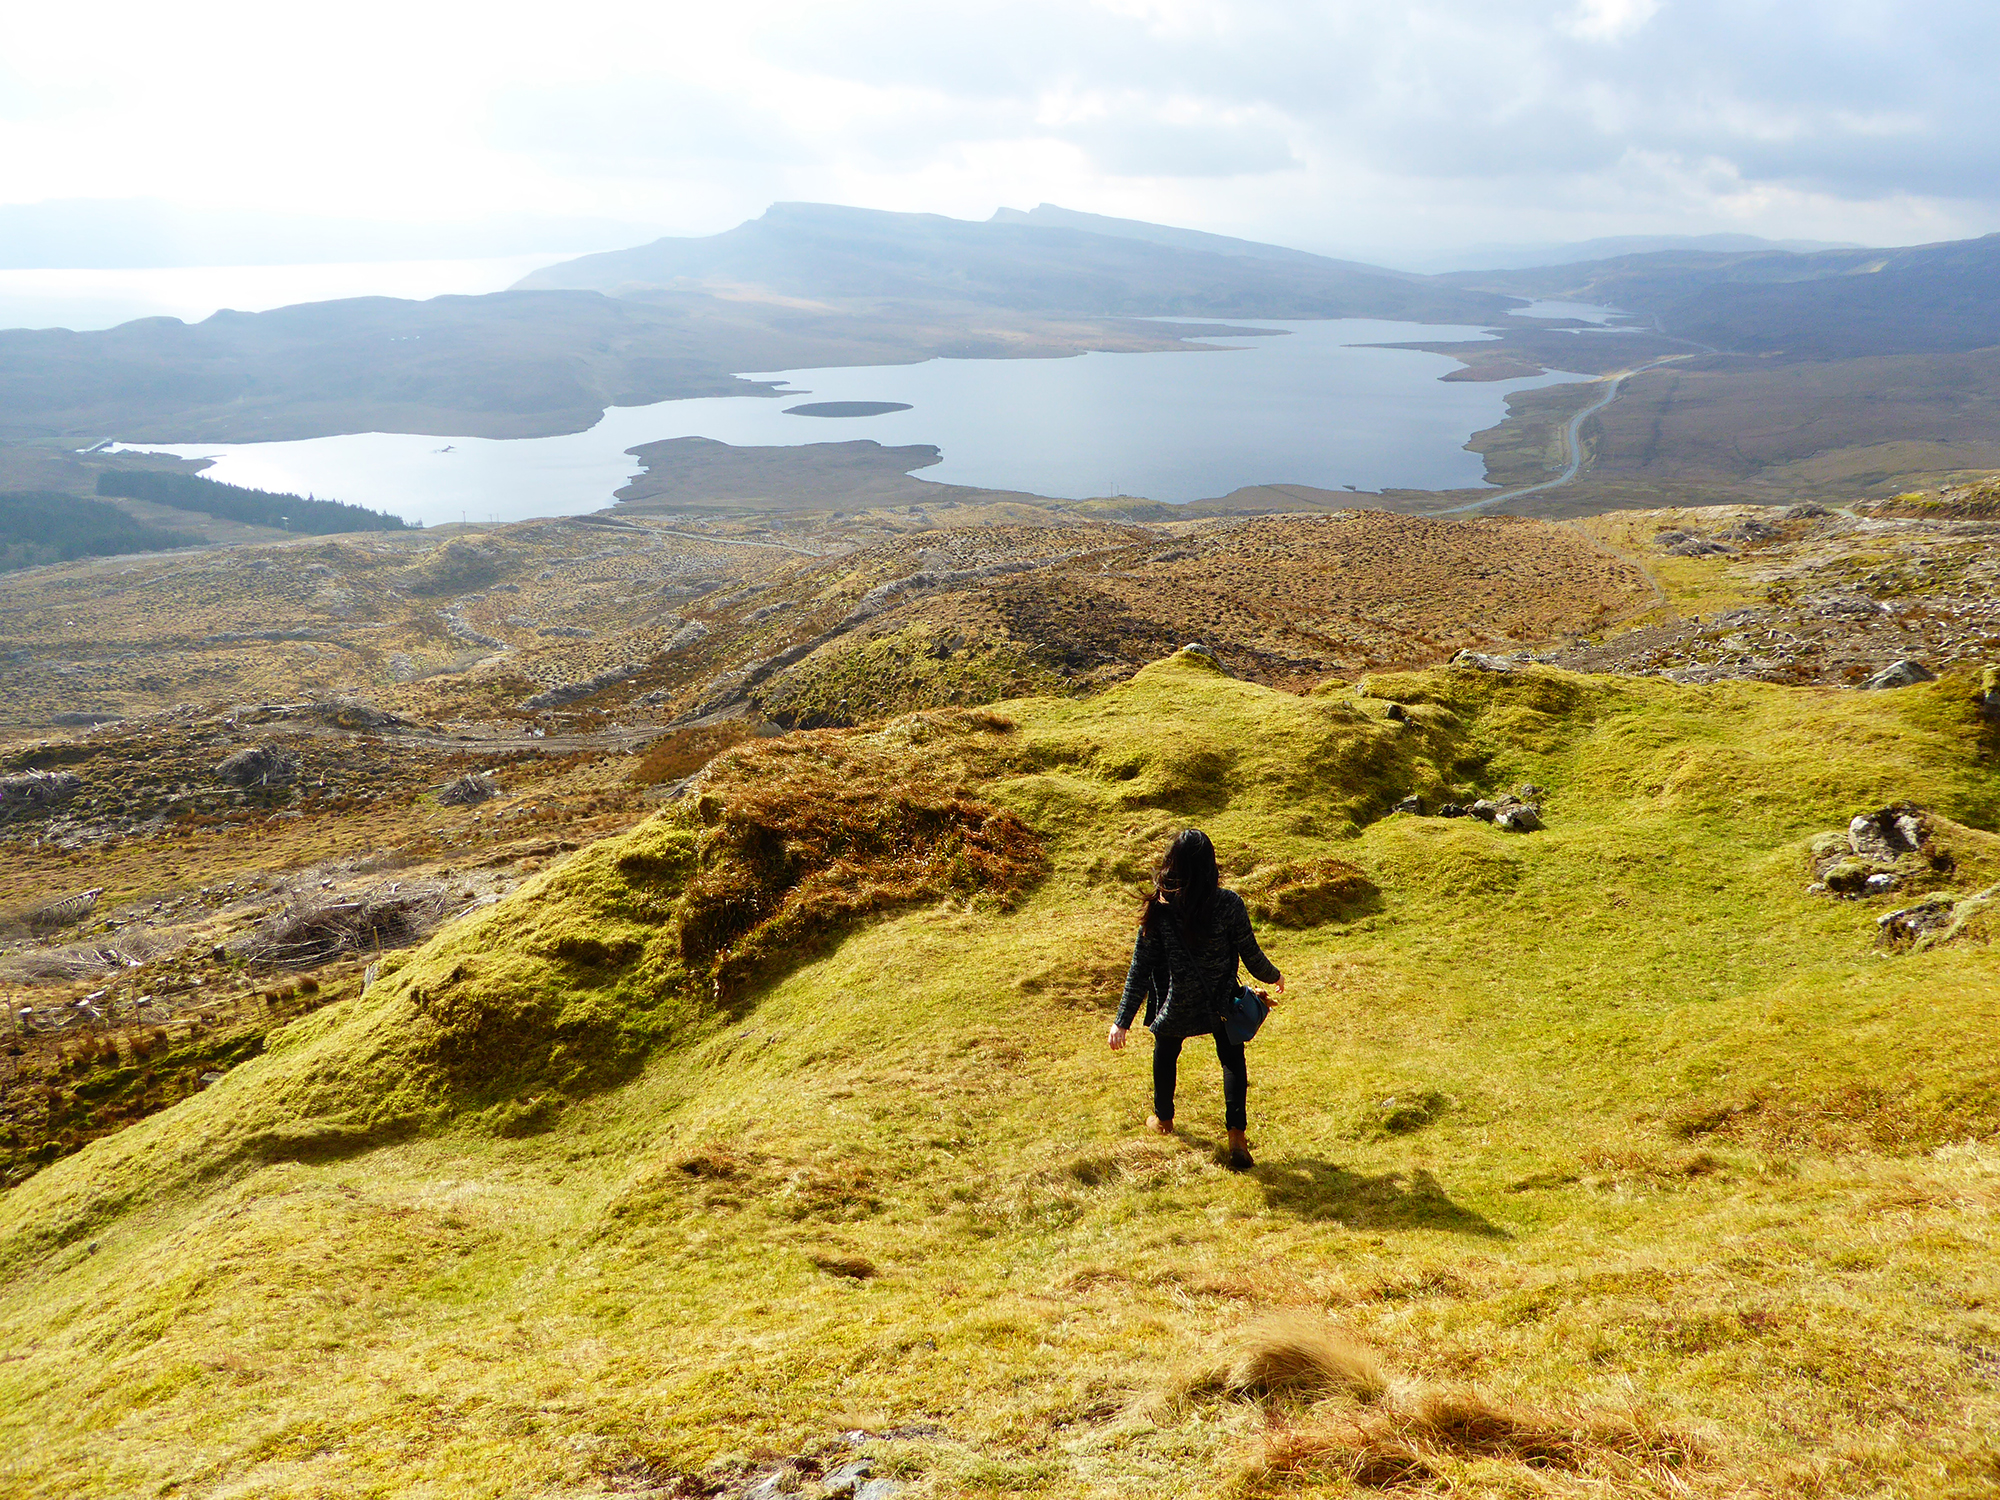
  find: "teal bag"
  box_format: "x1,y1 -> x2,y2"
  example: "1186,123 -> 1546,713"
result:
1221,983 -> 1269,1044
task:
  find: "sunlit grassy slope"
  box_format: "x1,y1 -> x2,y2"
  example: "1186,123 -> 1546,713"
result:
4,654 -> 1999,1498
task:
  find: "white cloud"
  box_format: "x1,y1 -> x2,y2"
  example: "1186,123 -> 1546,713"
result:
1560,0 -> 1662,43
0,0 -> 1995,264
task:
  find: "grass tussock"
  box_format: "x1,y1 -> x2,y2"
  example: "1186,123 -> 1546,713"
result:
1238,856 -> 1379,927
1221,1311 -> 1390,1402
1262,1387 -> 1703,1490
1191,1314 -> 1700,1489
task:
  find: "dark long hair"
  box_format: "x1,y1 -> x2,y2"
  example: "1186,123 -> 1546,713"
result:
1142,828 -> 1220,950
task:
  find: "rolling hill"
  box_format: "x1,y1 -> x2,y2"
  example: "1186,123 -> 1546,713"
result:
2,651 -> 1996,1497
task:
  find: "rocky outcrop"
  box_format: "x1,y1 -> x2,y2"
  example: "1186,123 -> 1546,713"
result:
307,698 -> 413,733
1653,529 -> 1735,557
1807,802 -> 1950,897
1472,786 -> 1545,832
1860,659 -> 1935,690
1877,898 -> 1956,946
1879,884 -> 2000,951
1399,783 -> 1544,832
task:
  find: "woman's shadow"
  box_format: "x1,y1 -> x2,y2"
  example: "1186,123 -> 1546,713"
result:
1191,1138 -> 1508,1237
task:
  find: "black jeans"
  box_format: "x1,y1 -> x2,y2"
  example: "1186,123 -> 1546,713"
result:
1153,1029 -> 1248,1131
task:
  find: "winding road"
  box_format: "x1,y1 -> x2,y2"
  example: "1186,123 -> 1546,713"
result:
1426,351 -> 1697,517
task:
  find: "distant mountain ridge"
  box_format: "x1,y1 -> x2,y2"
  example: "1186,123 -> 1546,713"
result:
985,203 -> 1417,279
512,202 -> 1509,322
1431,232 -> 1864,273
1448,233 -> 2000,357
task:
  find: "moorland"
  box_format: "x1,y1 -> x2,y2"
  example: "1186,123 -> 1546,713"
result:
2,464 -> 1998,1495
2,202 -> 2000,1500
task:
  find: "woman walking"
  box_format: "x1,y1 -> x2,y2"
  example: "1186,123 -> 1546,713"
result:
1108,829 -> 1283,1171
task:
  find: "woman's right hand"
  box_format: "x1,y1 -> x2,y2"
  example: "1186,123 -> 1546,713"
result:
1107,1024 -> 1128,1050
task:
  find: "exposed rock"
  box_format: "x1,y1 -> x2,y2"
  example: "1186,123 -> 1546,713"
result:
1449,649 -> 1514,673
1878,899 -> 1955,946
1177,642 -> 1225,672
1720,519 -> 1779,545
1810,592 -> 1884,620
1394,794 -> 1423,815
1849,806 -> 1925,861
1383,702 -> 1408,722
1809,803 -> 1950,898
1784,503 -> 1830,519
215,743 -> 298,787
1454,789 -> 1543,832
1657,531 -> 1735,556
665,619 -> 711,654
1860,659 -> 1935,690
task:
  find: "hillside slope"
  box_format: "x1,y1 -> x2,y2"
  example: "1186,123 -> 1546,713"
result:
3,654 -> 1997,1498
1447,233 -> 2000,359
515,203 -> 1510,323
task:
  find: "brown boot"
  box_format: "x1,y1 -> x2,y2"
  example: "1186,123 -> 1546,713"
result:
1147,1114 -> 1174,1136
1225,1129 -> 1254,1172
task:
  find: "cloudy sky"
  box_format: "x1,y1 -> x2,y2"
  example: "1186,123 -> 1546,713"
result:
3,0 -> 1995,267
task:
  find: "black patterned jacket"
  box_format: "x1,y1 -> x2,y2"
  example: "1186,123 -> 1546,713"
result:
1115,889 -> 1279,1038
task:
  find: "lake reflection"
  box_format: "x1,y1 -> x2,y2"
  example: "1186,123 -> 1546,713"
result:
113,319 -> 1595,526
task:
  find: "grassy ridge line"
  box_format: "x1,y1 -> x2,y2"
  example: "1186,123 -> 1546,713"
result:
2,656 -> 1998,1496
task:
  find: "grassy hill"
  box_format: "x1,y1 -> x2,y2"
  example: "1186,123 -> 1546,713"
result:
3,652 -> 1997,1497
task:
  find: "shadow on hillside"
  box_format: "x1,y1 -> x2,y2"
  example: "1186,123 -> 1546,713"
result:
1253,1157 -> 1509,1238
